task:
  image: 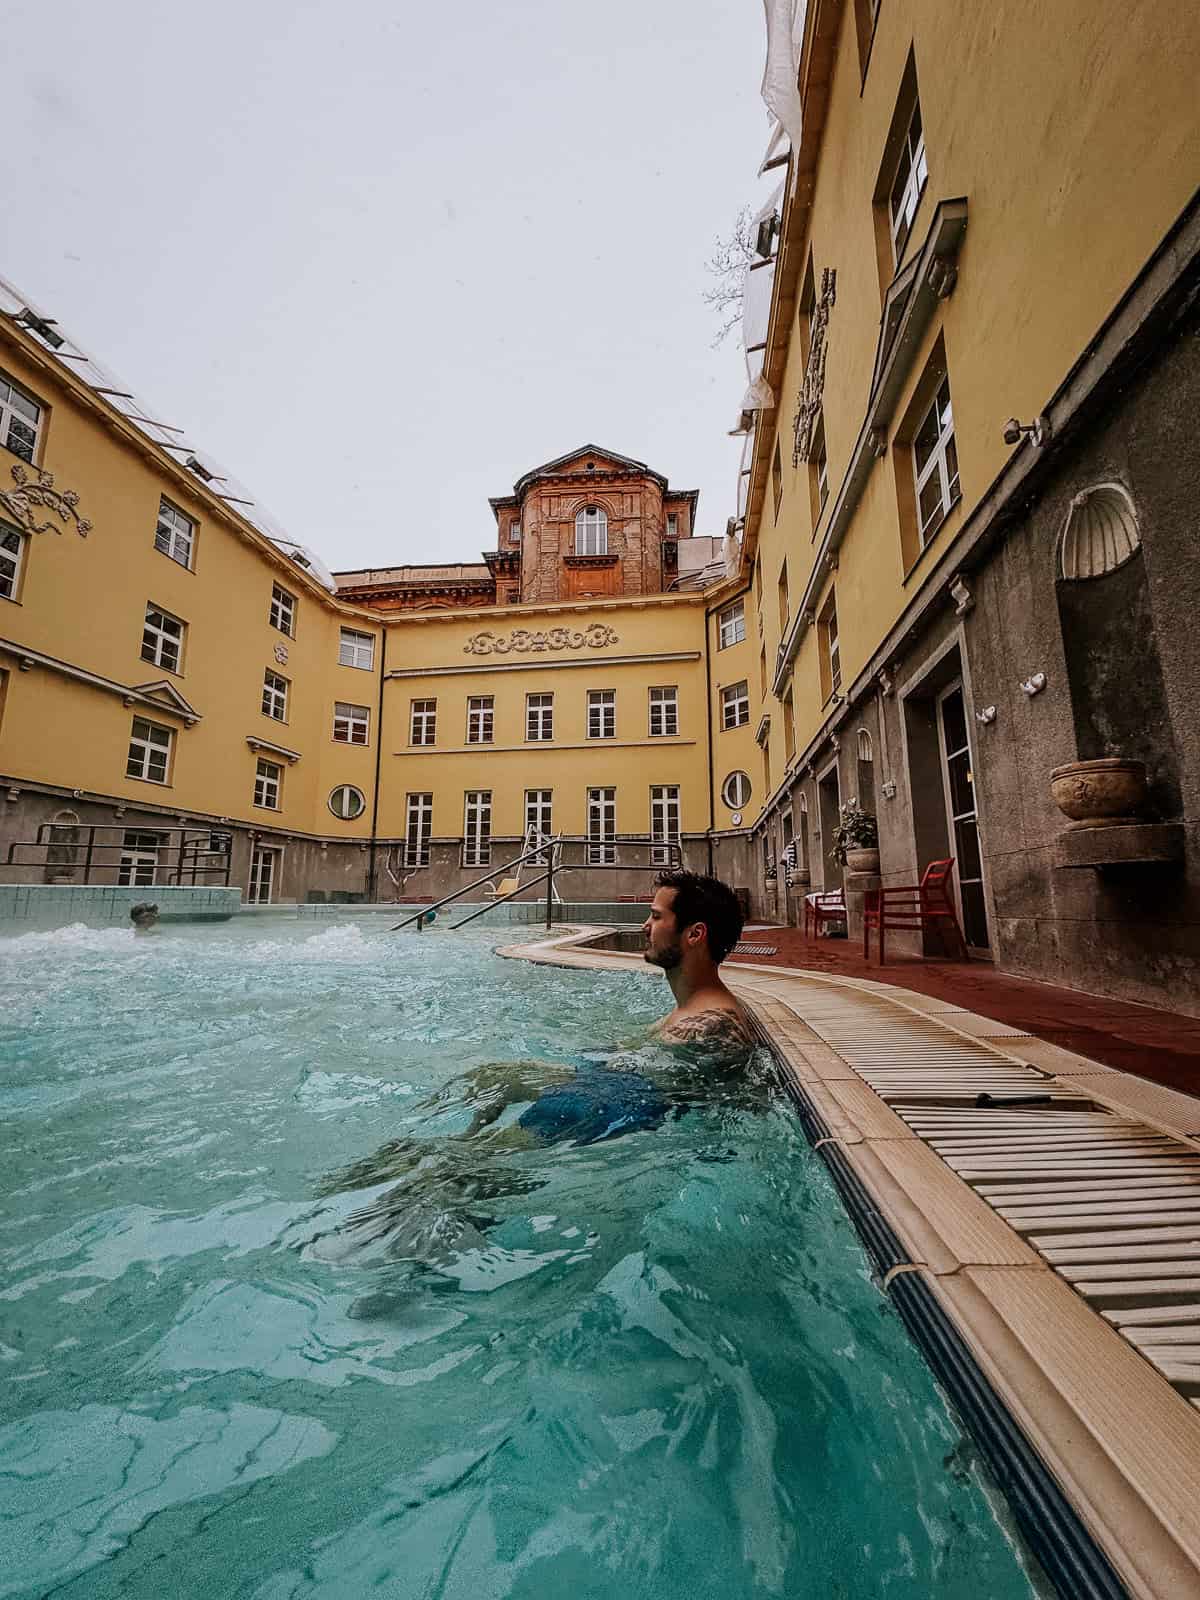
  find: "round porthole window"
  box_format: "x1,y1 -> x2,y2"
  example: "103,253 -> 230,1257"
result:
328,784 -> 366,820
722,771 -> 751,810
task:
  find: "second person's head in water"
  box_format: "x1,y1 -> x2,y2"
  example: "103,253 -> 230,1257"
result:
642,869 -> 744,973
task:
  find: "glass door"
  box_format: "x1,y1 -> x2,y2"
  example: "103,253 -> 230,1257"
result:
248,846 -> 278,904
936,683 -> 989,951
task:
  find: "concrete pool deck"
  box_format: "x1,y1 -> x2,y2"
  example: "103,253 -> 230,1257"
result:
501,927 -> 1200,1600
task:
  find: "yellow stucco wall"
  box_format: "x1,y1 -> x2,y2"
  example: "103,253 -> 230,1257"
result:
750,0 -> 1200,782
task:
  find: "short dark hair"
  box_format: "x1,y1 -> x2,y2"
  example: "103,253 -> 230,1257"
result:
653,870 -> 744,964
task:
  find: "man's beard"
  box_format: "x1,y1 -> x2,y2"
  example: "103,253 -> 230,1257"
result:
643,939 -> 683,971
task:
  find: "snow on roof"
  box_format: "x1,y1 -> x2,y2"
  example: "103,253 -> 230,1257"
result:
0,275 -> 336,591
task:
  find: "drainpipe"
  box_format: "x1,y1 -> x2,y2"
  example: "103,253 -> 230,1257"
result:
366,625 -> 387,901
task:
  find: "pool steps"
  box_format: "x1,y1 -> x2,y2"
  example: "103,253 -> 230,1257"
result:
500,926 -> 1200,1600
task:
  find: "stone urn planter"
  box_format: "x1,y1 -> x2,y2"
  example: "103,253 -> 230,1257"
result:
789,869 -> 811,888
845,847 -> 880,874
1049,758 -> 1147,828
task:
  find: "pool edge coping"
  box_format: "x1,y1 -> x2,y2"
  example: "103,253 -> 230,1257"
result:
499,926 -> 1200,1600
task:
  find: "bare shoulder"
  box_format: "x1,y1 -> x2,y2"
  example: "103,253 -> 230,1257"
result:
657,1003 -> 755,1051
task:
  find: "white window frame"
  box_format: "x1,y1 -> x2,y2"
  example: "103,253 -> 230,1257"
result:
405,792 -> 432,867
141,604 -> 185,675
262,669 -> 289,722
587,689 -> 615,740
154,499 -> 195,570
913,376 -> 960,544
650,784 -> 681,867
328,784 -> 366,820
118,829 -> 163,886
339,627 -> 375,670
721,771 -> 751,810
889,99 -> 928,262
410,698 -> 437,746
587,786 -> 616,865
254,757 -> 283,810
466,694 -> 494,744
648,685 -> 678,738
574,505 -> 608,556
126,717 -> 172,784
717,599 -> 746,649
333,701 -> 369,745
510,519 -> 521,543
813,413 -> 829,511
270,583 -> 296,637
1,523 -> 26,602
825,602 -> 842,696
721,681 -> 750,730
248,844 -> 279,904
526,692 -> 553,742
0,372 -> 43,463
666,512 -> 678,538
525,789 -> 553,862
463,789 -> 493,868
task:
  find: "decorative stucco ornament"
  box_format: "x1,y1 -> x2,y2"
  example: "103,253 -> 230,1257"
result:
792,267 -> 837,467
1,463 -> 93,537
463,623 -> 620,656
273,642 -> 290,665
1058,482 -> 1140,580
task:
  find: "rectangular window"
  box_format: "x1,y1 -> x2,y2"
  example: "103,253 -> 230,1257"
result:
141,604 -> 185,674
118,829 -> 163,886
254,757 -> 282,809
466,694 -> 494,744
270,583 -> 296,636
759,646 -> 768,699
587,786 -> 616,865
717,599 -> 746,649
771,438 -> 783,518
525,789 -> 553,862
777,561 -> 789,632
889,98 -> 928,262
721,680 -> 750,729
819,592 -> 842,700
648,686 -> 678,738
783,689 -> 796,764
650,785 -> 681,867
510,519 -> 521,543
339,627 -> 375,670
410,698 -> 437,745
0,372 -> 42,463
405,792 -> 432,867
587,689 -> 615,739
154,499 -> 194,569
526,692 -> 553,741
913,376 -> 960,543
1,524 -> 26,601
666,513 -> 678,538
333,700 -> 369,744
126,717 -> 172,784
810,412 -> 829,522
463,789 -> 492,868
262,669 -> 289,722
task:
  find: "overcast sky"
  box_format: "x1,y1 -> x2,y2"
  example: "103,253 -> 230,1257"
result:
7,1 -> 770,571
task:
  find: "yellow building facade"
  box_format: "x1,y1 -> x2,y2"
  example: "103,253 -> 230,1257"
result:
730,0 -> 1200,1008
0,299 -> 758,904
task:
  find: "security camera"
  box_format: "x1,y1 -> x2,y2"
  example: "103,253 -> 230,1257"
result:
1002,417 -> 1022,445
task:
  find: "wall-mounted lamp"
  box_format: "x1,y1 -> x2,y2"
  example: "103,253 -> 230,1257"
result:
882,780 -> 897,800
975,705 -> 997,725
1020,672 -> 1047,697
1003,415 -> 1051,449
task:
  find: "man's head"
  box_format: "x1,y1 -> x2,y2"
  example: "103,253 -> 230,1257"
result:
129,902 -> 159,931
642,870 -> 744,970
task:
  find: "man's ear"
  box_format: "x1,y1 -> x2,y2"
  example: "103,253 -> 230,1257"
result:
687,920 -> 708,949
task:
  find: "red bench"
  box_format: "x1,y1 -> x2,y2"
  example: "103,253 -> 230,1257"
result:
803,888 -> 847,939
863,858 -> 969,964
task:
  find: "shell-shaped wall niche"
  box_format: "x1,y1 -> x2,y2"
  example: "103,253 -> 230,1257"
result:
1059,482 -> 1141,580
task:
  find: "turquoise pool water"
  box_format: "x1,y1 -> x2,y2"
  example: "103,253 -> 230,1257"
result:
0,920 -> 1043,1598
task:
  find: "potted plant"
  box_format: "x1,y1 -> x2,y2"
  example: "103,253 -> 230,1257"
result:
832,802 -> 879,873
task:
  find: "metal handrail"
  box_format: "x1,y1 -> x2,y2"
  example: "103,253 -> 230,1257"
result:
4,824 -> 233,886
447,867 -> 553,930
390,834 -> 564,931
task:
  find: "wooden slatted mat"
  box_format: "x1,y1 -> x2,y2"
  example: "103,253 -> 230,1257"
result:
734,971 -> 1200,1405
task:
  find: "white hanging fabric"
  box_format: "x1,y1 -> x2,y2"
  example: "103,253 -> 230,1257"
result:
760,0 -> 806,151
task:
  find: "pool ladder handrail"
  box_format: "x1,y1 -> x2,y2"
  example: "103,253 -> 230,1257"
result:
390,834 -> 565,931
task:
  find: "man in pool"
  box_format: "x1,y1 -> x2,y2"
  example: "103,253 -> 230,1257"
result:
642,869 -> 754,1052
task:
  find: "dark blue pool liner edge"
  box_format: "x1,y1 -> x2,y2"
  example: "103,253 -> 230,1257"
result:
753,1016 -> 1132,1600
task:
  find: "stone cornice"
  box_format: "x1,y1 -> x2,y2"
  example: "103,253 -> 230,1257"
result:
0,638 -> 202,724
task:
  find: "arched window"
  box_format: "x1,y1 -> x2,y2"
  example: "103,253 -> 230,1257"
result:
797,791 -> 810,872
856,728 -> 876,813
857,728 -> 873,763
575,505 -> 608,556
